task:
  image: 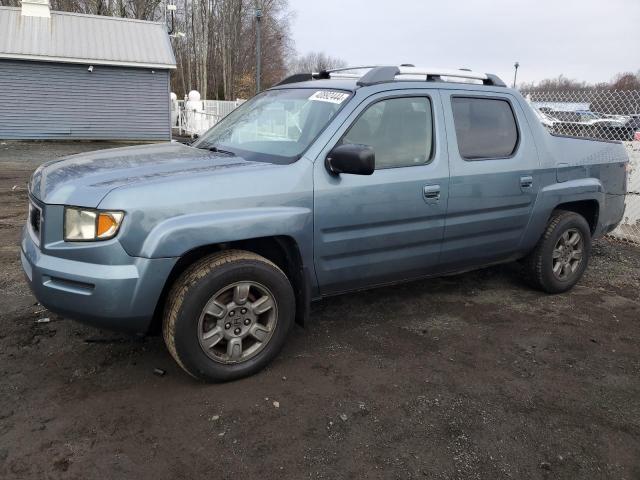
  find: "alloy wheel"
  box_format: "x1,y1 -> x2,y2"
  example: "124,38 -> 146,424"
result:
552,228 -> 584,281
197,281 -> 278,364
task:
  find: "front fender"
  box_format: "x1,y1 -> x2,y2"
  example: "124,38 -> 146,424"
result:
138,207 -> 313,259
521,177 -> 604,251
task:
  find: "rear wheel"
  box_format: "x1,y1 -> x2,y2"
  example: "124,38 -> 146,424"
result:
163,250 -> 295,382
524,210 -> 591,293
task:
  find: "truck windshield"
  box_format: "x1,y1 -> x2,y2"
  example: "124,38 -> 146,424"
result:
193,88 -> 351,164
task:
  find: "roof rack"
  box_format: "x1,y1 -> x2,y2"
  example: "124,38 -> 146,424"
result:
275,65 -> 506,88
357,66 -> 506,87
275,73 -> 314,86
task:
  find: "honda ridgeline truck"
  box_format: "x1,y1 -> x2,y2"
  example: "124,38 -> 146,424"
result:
21,66 -> 628,381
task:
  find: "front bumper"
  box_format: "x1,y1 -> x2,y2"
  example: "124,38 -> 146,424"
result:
21,225 -> 177,334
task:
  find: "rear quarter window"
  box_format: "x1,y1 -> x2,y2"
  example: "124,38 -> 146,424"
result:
451,97 -> 519,160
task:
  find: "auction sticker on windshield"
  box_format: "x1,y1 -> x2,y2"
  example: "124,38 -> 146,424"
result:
309,91 -> 350,104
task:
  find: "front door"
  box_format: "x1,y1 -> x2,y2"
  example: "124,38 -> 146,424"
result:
313,90 -> 450,295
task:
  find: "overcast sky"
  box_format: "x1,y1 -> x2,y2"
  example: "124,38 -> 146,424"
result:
287,0 -> 640,85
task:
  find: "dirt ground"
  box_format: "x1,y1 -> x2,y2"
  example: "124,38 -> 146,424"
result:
1,141 -> 639,480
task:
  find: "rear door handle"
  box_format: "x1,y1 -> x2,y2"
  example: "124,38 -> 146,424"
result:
520,175 -> 533,189
423,184 -> 441,204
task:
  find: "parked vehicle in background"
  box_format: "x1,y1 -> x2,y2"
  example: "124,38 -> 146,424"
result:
626,114 -> 640,140
539,109 -> 635,141
627,114 -> 640,129
21,65 -> 629,382
532,108 -> 559,128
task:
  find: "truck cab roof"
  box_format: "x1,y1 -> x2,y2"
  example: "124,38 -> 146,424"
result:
272,65 -> 507,91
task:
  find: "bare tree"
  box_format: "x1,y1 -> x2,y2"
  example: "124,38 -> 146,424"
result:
168,0 -> 292,99
287,51 -> 347,74
520,71 -> 640,93
0,0 -> 294,99
519,74 -> 591,92
610,72 -> 640,91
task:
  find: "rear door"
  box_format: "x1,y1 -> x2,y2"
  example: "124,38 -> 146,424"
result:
313,90 -> 450,294
439,91 -> 540,270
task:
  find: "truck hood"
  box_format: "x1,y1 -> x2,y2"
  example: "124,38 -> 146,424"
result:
29,142 -> 266,206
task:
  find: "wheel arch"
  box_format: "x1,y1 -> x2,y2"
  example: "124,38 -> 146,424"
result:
552,199 -> 599,235
148,235 -> 310,334
521,178 -> 605,254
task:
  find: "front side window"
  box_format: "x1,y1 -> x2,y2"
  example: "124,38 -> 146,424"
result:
340,97 -> 433,169
451,97 -> 519,160
193,89 -> 350,164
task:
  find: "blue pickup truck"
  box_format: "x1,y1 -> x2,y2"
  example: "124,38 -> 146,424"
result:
21,66 -> 628,381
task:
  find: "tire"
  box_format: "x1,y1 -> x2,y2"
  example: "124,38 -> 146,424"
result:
163,250 -> 295,382
524,210 -> 591,293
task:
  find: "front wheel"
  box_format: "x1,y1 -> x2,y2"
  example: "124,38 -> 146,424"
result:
524,210 -> 591,293
163,250 -> 295,382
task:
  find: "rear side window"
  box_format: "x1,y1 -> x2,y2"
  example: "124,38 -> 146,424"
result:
451,97 -> 518,159
340,97 -> 433,169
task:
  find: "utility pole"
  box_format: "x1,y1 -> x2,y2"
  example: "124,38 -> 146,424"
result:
513,62 -> 520,88
255,4 -> 263,94
166,1 -> 177,35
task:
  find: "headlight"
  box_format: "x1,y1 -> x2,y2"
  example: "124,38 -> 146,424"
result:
64,207 -> 124,241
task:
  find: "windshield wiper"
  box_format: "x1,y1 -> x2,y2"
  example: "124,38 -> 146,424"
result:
207,145 -> 236,156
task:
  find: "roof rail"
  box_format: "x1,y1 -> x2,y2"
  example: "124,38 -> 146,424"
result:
316,65 -> 381,76
275,66 -> 380,86
484,74 -> 506,87
274,73 -> 313,86
275,65 -> 507,88
357,66 -> 506,87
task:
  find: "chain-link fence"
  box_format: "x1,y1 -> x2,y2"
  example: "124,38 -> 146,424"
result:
523,89 -> 640,244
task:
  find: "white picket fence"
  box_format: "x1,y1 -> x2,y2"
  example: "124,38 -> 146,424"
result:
173,99 -> 245,137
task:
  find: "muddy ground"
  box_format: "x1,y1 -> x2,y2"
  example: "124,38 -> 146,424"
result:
0,141 -> 639,479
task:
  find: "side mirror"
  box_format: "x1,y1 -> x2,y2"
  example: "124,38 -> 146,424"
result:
325,144 -> 375,175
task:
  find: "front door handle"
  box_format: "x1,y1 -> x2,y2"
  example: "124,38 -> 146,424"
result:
520,175 -> 533,189
423,184 -> 441,204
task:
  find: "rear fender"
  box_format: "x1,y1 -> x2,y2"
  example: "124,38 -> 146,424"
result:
521,178 -> 604,251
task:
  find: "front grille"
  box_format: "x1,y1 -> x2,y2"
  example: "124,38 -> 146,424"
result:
28,200 -> 42,245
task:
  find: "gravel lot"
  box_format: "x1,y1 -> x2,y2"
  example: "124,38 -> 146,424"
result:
1,141 -> 639,479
